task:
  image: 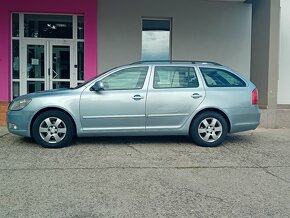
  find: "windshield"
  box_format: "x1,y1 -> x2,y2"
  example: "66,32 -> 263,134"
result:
72,66 -> 124,89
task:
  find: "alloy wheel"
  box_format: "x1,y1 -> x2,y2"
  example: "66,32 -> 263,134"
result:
39,117 -> 67,144
197,117 -> 223,143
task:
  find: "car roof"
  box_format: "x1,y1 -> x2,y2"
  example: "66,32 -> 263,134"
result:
130,60 -> 222,67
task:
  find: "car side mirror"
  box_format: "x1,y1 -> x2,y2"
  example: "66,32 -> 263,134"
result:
90,81 -> 104,92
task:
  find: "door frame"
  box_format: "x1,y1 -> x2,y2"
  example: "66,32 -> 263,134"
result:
20,39 -> 76,95
11,13 -> 85,98
21,39 -> 47,95
49,40 -> 76,90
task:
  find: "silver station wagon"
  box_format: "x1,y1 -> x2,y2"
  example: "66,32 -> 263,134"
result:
7,61 -> 260,148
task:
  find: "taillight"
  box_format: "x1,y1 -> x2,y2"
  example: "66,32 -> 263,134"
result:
252,88 -> 258,105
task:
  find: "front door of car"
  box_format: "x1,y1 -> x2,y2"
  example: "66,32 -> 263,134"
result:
79,66 -> 150,134
146,66 -> 206,131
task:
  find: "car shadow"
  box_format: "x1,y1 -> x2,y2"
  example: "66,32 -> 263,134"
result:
17,135 -> 193,148
18,134 -> 249,148
72,135 -> 193,146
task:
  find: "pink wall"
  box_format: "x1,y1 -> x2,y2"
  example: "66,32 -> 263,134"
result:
0,0 -> 97,102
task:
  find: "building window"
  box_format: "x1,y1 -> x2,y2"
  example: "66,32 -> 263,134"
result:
12,40 -> 20,79
12,14 -> 19,37
142,19 -> 171,61
77,16 -> 84,39
12,13 -> 20,99
77,16 -> 85,83
24,14 -> 73,38
77,42 -> 84,80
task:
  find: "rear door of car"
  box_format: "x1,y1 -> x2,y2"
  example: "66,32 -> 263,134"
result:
145,65 -> 206,131
79,66 -> 150,134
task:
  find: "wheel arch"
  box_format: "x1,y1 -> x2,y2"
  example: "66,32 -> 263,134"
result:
189,108 -> 231,134
30,107 -> 77,138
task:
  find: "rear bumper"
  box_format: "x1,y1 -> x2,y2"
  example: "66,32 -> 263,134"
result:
224,106 -> 260,133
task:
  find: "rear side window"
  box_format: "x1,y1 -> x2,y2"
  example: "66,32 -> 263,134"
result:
200,68 -> 246,87
153,66 -> 199,89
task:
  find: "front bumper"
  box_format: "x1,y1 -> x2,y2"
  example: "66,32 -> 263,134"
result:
7,110 -> 34,137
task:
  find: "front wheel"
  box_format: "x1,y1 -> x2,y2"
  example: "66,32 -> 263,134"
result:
32,110 -> 75,148
190,111 -> 228,147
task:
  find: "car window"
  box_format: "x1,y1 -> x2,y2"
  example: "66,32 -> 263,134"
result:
101,67 -> 149,90
199,67 -> 246,87
153,66 -> 199,89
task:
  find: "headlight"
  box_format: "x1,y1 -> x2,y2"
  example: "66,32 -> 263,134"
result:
9,98 -> 32,111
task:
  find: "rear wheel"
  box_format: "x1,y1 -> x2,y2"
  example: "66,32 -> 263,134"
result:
190,111 -> 228,147
32,110 -> 75,148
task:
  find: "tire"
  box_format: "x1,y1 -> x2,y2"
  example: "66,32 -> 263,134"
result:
190,111 -> 228,147
32,110 -> 75,148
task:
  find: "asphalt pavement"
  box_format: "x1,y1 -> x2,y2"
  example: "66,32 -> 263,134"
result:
1,127 -> 290,217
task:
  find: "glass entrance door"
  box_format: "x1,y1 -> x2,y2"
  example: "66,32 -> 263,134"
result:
50,44 -> 73,89
22,40 -> 74,94
25,42 -> 46,93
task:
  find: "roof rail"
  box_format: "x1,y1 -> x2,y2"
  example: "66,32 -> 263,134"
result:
130,60 -> 222,66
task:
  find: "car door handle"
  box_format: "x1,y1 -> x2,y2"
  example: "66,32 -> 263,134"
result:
191,93 -> 202,99
132,95 -> 144,100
